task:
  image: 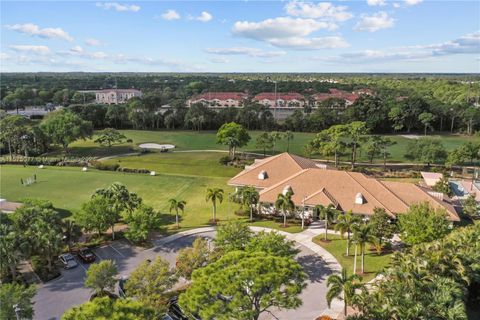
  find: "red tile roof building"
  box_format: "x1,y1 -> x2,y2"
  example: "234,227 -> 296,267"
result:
313,89 -> 360,107
188,92 -> 248,108
228,153 -> 460,221
253,92 -> 305,109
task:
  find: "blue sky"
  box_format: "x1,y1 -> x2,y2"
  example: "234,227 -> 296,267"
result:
1,0 -> 479,72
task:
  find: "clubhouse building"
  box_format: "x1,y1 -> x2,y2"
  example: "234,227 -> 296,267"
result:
228,153 -> 460,222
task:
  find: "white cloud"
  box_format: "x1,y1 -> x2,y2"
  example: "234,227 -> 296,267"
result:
0,52 -> 10,60
85,38 -> 103,46
367,0 -> 386,6
5,23 -> 73,41
404,0 -> 423,6
57,46 -> 109,59
393,3 -> 401,8
161,9 -> 180,21
70,45 -> 84,53
269,36 -> 349,50
318,31 -> 480,64
206,47 -> 286,58
232,16 -> 343,50
210,57 -> 229,64
196,11 -> 213,22
284,1 -> 353,21
354,11 -> 394,32
96,2 -> 140,12
233,17 -> 336,40
9,45 -> 51,55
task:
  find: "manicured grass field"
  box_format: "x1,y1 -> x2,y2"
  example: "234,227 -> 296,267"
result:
54,130 -> 479,164
103,152 -> 241,178
312,234 -> 392,282
0,158 -> 238,232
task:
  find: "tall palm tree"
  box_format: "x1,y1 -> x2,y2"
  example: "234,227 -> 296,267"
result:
315,204 -> 338,241
334,211 -> 361,256
326,268 -> 363,317
205,188 -> 224,223
275,191 -> 295,228
353,223 -> 375,274
62,220 -> 82,251
242,187 -> 259,222
284,130 -> 294,152
168,199 -> 186,229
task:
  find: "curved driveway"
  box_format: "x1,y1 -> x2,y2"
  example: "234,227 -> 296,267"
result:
33,227 -> 340,320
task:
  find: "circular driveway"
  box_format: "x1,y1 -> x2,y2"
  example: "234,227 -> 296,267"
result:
33,230 -> 334,320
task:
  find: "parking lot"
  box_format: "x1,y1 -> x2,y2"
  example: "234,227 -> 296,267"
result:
33,234 -> 215,320
33,231 -> 332,320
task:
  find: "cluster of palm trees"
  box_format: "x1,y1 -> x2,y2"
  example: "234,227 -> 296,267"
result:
327,220 -> 479,319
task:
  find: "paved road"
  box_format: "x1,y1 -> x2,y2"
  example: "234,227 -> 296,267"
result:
33,231 -> 333,320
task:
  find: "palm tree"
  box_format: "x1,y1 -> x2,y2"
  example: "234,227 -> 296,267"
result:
242,187 -> 259,222
326,268 -> 363,317
334,211 -> 361,256
315,204 -> 338,241
284,131 -> 294,152
353,223 -> 375,274
205,188 -> 224,223
62,220 -> 82,251
275,191 -> 295,228
168,199 -> 186,229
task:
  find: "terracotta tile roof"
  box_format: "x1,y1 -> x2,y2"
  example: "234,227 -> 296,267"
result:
313,89 -> 359,103
255,167 -> 459,221
253,92 -> 304,101
192,92 -> 248,101
228,152 -> 318,189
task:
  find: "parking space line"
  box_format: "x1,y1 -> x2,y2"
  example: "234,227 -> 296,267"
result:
109,245 -> 125,258
78,261 -> 87,271
94,250 -> 104,260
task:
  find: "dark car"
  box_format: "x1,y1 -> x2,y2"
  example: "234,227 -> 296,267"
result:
78,248 -> 96,263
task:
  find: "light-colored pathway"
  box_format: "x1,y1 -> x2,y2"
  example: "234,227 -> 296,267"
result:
153,225 -> 344,319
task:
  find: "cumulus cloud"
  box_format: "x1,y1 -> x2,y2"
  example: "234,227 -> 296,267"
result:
161,9 -> 180,21
57,46 -> 108,59
195,11 -> 213,22
9,45 -> 51,55
85,38 -> 103,46
96,2 -> 140,12
233,17 -> 336,40
232,16 -> 345,50
367,0 -> 386,6
205,47 -> 286,58
1,52 -> 11,60
354,11 -> 394,32
284,1 -> 353,21
5,23 -> 73,41
404,0 -> 423,6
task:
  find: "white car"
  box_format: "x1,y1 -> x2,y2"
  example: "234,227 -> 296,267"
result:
59,253 -> 78,269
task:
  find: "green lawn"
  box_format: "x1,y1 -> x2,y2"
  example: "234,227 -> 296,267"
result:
1,152 -> 308,234
312,234 -> 392,282
103,152 -> 241,178
50,130 -> 479,164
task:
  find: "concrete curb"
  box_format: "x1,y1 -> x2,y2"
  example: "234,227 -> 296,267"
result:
152,225 -> 344,319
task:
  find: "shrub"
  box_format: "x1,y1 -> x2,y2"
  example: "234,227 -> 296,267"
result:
219,155 -> 230,165
30,256 -> 60,282
91,161 -> 120,171
117,167 -> 150,174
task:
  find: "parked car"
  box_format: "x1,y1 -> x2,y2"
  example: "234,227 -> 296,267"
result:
78,248 -> 96,263
59,253 -> 78,269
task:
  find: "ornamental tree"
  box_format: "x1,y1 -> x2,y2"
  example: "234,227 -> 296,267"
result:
62,297 -> 154,320
216,122 -> 251,159
398,202 -> 450,246
94,128 -> 127,147
179,251 -> 307,320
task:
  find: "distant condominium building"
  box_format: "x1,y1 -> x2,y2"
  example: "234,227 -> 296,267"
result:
187,92 -> 248,108
92,89 -> 142,104
253,92 -> 305,109
313,88 -> 360,108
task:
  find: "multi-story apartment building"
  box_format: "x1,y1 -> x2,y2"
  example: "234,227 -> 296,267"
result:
187,92 -> 248,108
92,89 -> 143,104
253,92 -> 305,109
